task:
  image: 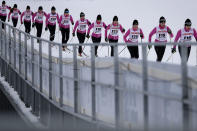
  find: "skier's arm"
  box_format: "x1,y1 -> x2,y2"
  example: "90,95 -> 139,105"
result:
167,26 -> 173,38
140,29 -> 144,39
8,10 -> 11,21
105,24 -> 110,38
44,12 -> 47,17
45,14 -> 49,27
20,12 -> 24,24
32,12 -> 36,23
149,27 -> 156,42
31,11 -> 34,20
123,29 -> 130,42
103,22 -> 107,29
56,13 -> 60,25
70,15 -> 74,25
193,29 -> 197,41
119,24 -> 125,33
6,5 -> 11,10
73,21 -> 79,33
18,10 -> 21,15
59,15 -> 62,26
87,23 -> 94,35
87,19 -> 91,26
173,29 -> 181,48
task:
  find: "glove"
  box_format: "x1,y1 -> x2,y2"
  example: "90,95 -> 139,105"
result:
171,48 -> 176,54
86,34 -> 90,39
21,22 -> 23,25
45,26 -> 48,31
168,29 -> 172,35
59,27 -> 61,31
122,28 -> 125,33
72,22 -> 74,25
72,32 -> 75,37
148,45 -> 152,49
8,19 -> 10,22
32,23 -> 35,28
105,37 -> 108,42
140,34 -> 143,38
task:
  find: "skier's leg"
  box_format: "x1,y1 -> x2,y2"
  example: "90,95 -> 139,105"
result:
65,28 -> 70,43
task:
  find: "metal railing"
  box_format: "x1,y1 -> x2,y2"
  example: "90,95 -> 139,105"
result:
0,20 -> 197,130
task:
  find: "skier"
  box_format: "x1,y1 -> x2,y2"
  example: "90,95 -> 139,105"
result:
59,8 -> 74,50
8,4 -> 21,27
105,16 -> 125,56
45,6 -> 59,41
86,14 -> 107,57
123,19 -> 144,59
72,12 -> 91,56
32,6 -> 47,42
149,16 -> 173,62
21,5 -> 34,34
0,1 -> 11,29
171,19 -> 197,61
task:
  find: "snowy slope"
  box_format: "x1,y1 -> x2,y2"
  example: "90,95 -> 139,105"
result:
6,0 -> 197,65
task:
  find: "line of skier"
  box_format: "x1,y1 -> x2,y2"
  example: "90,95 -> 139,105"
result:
1,1 -> 197,61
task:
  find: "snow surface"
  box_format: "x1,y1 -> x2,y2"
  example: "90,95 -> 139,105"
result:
6,0 -> 197,65
0,75 -> 40,127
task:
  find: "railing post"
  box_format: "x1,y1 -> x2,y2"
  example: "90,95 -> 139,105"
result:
39,40 -> 43,93
18,32 -> 22,74
91,45 -> 96,120
73,45 -> 79,113
13,27 -> 16,69
181,44 -> 189,130
48,42 -> 52,99
8,25 -> 11,86
142,44 -> 149,130
4,24 -> 7,61
8,26 -> 11,65
31,38 -> 34,87
24,34 -> 28,80
114,44 -> 122,128
0,21 -> 2,56
59,44 -> 63,107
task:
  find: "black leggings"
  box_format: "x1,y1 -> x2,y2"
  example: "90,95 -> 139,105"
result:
109,39 -> 118,56
77,32 -> 86,54
127,46 -> 139,59
24,21 -> 31,34
92,36 -> 101,55
12,18 -> 18,27
35,22 -> 43,38
0,15 -> 6,29
154,45 -> 166,62
178,46 -> 191,61
61,28 -> 70,44
48,24 -> 56,41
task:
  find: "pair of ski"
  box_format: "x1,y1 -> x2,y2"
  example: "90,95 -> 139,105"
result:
63,47 -> 89,57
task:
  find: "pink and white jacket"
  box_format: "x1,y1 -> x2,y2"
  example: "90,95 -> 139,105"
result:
59,14 -> 74,29
105,23 -> 124,40
149,25 -> 173,42
32,11 -> 47,24
8,9 -> 21,20
73,18 -> 91,34
46,13 -> 59,26
87,21 -> 107,38
0,5 -> 10,16
21,11 -> 33,23
124,28 -> 144,43
173,27 -> 197,48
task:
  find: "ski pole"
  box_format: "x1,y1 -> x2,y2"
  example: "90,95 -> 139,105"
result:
119,46 -> 126,55
166,53 -> 173,62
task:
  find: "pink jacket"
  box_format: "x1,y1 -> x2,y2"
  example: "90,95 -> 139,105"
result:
124,28 -> 144,43
73,18 -> 91,34
105,23 -> 124,40
8,9 -> 21,20
87,21 -> 107,38
149,25 -> 173,42
59,14 -> 74,29
32,11 -> 47,23
45,13 -> 60,26
0,5 -> 10,16
173,28 -> 197,48
21,11 -> 33,23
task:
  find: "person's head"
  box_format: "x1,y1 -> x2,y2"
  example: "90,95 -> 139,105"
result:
26,5 -> 30,11
2,1 -> 5,6
159,16 -> 166,27
51,6 -> 56,14
113,16 -> 118,25
38,6 -> 43,13
13,4 -> 17,10
132,19 -> 138,30
64,8 -> 69,15
96,14 -> 102,23
185,19 -> 192,30
80,12 -> 85,20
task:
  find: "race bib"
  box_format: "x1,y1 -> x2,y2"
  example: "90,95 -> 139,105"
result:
79,24 -> 86,31
111,29 -> 118,35
158,33 -> 166,38
94,27 -> 102,34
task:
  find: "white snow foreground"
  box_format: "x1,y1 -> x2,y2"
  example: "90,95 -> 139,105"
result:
0,75 -> 43,128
